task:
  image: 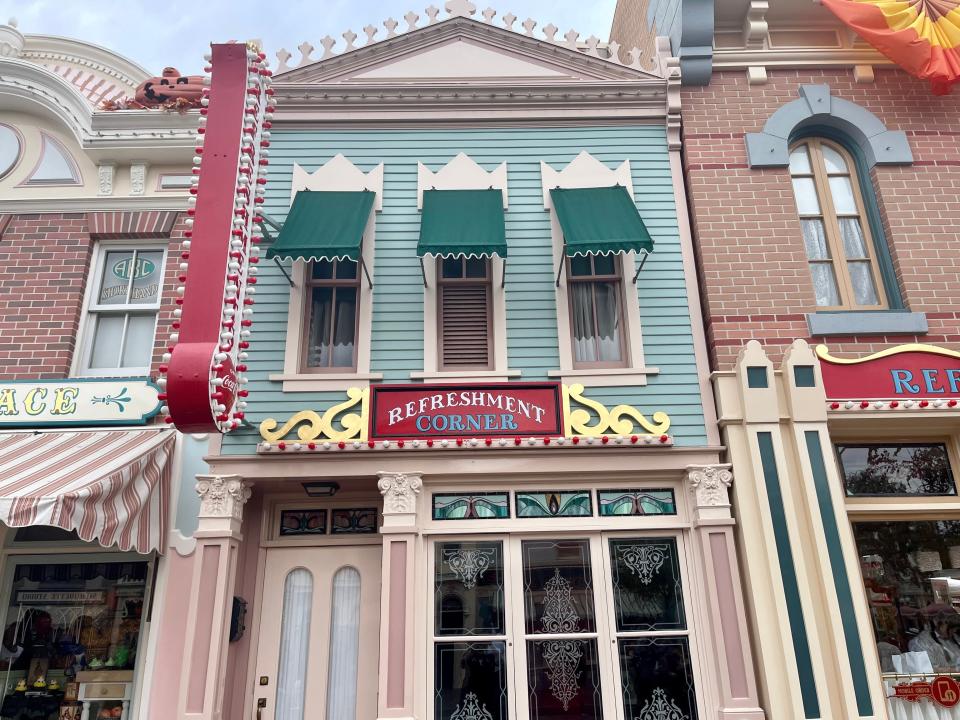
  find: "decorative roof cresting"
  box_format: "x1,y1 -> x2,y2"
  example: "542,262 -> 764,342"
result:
274,1 -> 661,76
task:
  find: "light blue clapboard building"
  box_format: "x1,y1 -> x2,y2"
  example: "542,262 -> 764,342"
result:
171,8 -> 768,720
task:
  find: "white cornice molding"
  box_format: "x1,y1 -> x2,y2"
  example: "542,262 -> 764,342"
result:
21,33 -> 150,89
0,58 -> 197,151
713,46 -> 894,70
274,80 -> 668,121
0,196 -> 189,213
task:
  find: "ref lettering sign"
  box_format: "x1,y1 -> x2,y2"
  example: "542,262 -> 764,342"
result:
370,383 -> 563,439
817,344 -> 960,400
0,379 -> 161,428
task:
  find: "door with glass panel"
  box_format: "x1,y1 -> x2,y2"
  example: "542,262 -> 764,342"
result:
254,546 -> 381,720
430,534 -> 701,720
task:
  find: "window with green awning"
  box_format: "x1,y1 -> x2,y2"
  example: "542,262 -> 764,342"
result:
266,190 -> 375,262
417,189 -> 507,259
550,185 -> 654,257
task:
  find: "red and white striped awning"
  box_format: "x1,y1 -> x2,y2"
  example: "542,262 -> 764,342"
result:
0,429 -> 175,553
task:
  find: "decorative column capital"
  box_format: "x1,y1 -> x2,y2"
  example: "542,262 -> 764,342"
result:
687,464 -> 733,522
196,474 -> 251,520
378,471 -> 422,530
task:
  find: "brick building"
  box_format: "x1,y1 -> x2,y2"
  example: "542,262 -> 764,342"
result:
0,20 -> 211,720
615,2 -> 960,719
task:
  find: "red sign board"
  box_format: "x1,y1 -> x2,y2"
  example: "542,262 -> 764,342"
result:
164,42 -> 273,433
817,344 -> 960,401
370,383 -> 563,440
893,675 -> 960,708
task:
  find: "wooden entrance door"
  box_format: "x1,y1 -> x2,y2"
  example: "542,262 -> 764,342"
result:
253,545 -> 381,720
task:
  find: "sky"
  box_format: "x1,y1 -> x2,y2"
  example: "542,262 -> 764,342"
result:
2,0 -> 618,74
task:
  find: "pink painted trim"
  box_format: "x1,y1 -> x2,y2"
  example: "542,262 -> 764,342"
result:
387,540 -> 407,708
148,550 -> 195,715
17,132 -> 82,187
0,123 -> 25,181
710,531 -> 749,699
186,544 -> 220,713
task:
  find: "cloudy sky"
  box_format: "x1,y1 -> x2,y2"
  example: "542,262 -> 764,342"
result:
2,0 -> 617,74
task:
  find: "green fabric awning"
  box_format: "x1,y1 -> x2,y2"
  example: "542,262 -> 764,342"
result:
550,185 -> 654,257
417,189 -> 507,258
266,190 -> 375,262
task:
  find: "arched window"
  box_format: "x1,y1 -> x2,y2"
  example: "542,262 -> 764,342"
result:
789,139 -> 887,310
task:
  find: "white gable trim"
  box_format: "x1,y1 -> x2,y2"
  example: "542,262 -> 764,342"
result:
416,152 -> 507,208
540,150 -> 634,208
291,153 -> 385,208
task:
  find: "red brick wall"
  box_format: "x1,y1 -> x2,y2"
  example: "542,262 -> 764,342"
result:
682,68 -> 960,368
0,212 -> 185,380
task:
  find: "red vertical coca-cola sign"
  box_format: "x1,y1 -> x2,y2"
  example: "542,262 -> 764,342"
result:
161,43 -> 273,433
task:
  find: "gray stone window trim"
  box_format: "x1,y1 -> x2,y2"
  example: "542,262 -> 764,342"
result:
745,85 -> 913,168
806,311 -> 928,337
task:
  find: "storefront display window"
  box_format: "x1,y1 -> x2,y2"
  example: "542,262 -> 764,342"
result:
431,534 -> 700,720
838,443 -> 955,496
853,520 -> 960,675
0,560 -> 149,720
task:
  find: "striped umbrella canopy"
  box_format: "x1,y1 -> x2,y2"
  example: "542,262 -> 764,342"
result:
821,0 -> 960,94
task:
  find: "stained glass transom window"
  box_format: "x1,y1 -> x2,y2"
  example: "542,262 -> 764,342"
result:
597,489 -> 676,516
516,491 -> 591,518
433,492 -> 510,520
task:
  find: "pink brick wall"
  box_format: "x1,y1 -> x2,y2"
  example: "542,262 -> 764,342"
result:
682,69 -> 960,368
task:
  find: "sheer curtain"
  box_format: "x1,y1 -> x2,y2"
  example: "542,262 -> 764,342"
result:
326,566 -> 362,720
276,569 -> 314,720
570,283 -> 596,363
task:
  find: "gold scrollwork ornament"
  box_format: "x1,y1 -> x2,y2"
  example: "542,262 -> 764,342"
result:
259,387 -> 369,443
562,384 -> 670,437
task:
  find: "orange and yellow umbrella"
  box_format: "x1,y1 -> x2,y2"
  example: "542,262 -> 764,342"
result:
821,0 -> 960,94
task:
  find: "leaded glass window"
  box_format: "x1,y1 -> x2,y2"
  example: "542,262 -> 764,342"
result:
618,637 -> 698,720
435,641 -> 508,720
516,491 -> 591,518
522,539 -> 602,718
433,492 -> 510,520
609,538 -> 685,632
435,541 -> 505,636
597,489 -> 676,516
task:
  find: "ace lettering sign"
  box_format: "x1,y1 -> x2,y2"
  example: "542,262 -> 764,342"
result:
0,380 -> 161,428
371,383 -> 563,439
817,345 -> 960,400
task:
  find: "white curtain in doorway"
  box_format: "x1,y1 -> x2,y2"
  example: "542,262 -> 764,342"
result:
326,566 -> 362,720
276,568 -> 314,720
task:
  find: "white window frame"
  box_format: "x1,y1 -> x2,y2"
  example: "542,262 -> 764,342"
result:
73,241 -> 166,378
273,154 -> 383,392
19,131 -> 81,187
415,153 -> 518,383
541,151 -> 659,387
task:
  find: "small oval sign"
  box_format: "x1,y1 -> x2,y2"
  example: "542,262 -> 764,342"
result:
113,256 -> 156,280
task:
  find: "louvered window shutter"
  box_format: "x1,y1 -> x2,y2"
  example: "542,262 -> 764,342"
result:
439,283 -> 492,369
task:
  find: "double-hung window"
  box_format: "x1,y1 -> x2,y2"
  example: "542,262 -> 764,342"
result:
303,259 -> 360,371
82,246 -> 164,375
437,256 -> 493,371
568,254 -> 626,368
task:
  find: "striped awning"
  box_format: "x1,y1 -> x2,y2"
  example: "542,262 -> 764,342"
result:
0,430 -> 175,554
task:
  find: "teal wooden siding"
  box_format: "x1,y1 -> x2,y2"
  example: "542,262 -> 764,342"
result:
221,126 -> 707,453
